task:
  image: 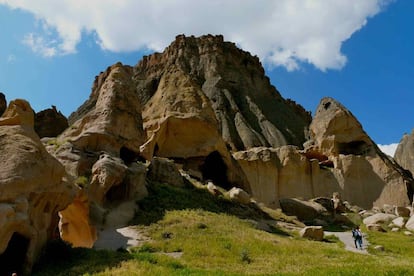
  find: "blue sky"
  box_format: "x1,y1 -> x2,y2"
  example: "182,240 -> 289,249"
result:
0,0 -> 412,155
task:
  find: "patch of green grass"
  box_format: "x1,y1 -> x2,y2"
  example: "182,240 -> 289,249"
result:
132,182 -> 281,226
34,182 -> 414,275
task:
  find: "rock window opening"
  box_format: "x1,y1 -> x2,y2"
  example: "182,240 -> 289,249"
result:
323,102 -> 331,110
200,151 -> 232,190
337,141 -> 370,156
120,147 -> 138,164
0,232 -> 30,276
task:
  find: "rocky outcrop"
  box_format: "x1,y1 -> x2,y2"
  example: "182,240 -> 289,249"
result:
0,99 -> 73,275
305,98 -> 414,208
58,189 -> 96,248
147,157 -> 184,187
0,92 -> 6,116
395,129 -> 414,177
134,34 -> 310,190
299,226 -> 324,241
48,63 -> 148,247
34,105 -> 68,138
235,98 -> 414,209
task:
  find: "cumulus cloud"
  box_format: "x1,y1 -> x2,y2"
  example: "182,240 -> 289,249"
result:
378,143 -> 399,157
0,0 -> 391,70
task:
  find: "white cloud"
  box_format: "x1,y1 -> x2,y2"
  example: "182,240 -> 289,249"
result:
0,0 -> 392,70
22,33 -> 57,57
378,143 -> 399,157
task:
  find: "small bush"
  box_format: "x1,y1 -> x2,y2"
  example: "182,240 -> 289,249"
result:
240,249 -> 252,264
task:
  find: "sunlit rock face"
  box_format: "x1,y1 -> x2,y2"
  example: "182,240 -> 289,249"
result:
0,99 -> 74,275
235,98 -> 414,209
395,129 -> 414,177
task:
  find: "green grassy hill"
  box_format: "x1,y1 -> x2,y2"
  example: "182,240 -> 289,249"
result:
33,182 -> 414,275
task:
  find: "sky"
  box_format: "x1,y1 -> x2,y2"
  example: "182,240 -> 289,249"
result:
0,0 -> 412,156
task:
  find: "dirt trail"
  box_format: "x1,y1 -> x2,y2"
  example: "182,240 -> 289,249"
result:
325,231 -> 369,254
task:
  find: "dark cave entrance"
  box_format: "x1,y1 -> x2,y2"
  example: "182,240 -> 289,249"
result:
200,151 -> 232,189
120,147 -> 139,164
337,141 -> 370,156
105,183 -> 129,204
0,232 -> 30,275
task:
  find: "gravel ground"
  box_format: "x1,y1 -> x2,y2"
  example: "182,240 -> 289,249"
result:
325,231 -> 369,254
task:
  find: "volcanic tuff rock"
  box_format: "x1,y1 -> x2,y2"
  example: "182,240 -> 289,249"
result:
395,129 -> 414,177
0,92 -> 6,115
0,99 -> 74,275
50,63 -> 148,247
235,98 -> 414,209
34,105 -> 68,138
306,98 -> 414,208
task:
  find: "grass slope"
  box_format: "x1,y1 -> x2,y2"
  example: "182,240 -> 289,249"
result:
34,182 -> 414,275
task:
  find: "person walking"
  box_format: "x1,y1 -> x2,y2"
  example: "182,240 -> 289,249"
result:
352,226 -> 363,249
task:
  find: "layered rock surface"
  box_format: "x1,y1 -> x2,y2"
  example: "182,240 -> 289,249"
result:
395,129 -> 414,177
235,98 -> 414,209
0,99 -> 73,274
50,63 -> 148,247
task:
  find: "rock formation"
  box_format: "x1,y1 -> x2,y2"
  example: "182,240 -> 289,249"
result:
0,92 -> 6,116
134,34 -> 311,190
235,98 -> 414,209
34,105 -> 68,138
0,99 -> 73,275
49,63 -> 148,247
395,129 -> 414,177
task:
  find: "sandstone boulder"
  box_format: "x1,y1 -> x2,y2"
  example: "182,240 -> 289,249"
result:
392,217 -> 405,228
299,226 -> 324,241
366,223 -> 386,232
279,198 -> 327,222
405,215 -> 414,231
228,187 -> 251,204
148,157 -> 184,187
34,105 -> 68,138
363,213 -> 397,226
89,154 -> 128,204
0,99 -> 73,274
395,206 -> 411,218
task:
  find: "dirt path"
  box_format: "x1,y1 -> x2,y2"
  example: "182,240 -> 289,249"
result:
325,231 -> 369,254
93,226 -> 150,250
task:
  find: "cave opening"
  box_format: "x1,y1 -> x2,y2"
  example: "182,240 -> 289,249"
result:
0,232 -> 30,276
337,141 -> 370,156
120,147 -> 139,164
105,183 -> 129,205
200,151 -> 232,190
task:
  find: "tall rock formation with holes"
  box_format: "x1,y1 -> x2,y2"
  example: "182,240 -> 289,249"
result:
134,34 -> 311,189
50,63 -> 148,247
0,99 -> 73,275
235,97 -> 414,209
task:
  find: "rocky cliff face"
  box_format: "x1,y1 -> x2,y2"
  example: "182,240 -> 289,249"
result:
0,99 -> 74,275
235,97 -> 414,209
135,34 -> 311,154
395,129 -> 414,177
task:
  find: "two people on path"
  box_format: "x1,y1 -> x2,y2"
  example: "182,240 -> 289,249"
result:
352,226 -> 363,249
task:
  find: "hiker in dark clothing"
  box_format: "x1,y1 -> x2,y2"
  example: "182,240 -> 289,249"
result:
352,226 -> 363,249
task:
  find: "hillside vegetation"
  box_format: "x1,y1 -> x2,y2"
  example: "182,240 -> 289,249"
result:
34,182 -> 414,275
